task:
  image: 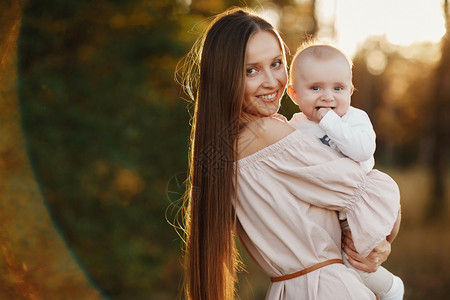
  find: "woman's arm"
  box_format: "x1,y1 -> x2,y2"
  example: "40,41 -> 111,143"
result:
342,230 -> 391,273
387,207 -> 401,243
343,206 -> 401,272
342,205 -> 401,272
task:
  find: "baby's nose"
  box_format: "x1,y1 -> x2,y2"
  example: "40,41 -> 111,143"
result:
321,90 -> 334,101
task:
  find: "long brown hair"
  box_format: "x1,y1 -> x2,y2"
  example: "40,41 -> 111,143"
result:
177,7 -> 283,299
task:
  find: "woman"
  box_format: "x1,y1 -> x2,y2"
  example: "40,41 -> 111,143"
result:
178,7 -> 398,300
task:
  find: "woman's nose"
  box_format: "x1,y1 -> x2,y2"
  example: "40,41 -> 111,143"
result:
262,70 -> 277,87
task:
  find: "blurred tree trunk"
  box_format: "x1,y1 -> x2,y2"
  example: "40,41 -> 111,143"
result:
0,1 -> 102,298
279,0 -> 317,52
427,0 -> 450,220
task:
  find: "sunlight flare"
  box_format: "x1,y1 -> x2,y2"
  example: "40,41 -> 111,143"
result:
316,0 -> 446,57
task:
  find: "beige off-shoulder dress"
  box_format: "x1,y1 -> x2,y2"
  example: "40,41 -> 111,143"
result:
235,130 -> 400,299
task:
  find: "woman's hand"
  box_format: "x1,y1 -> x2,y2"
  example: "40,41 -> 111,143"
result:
342,230 -> 391,273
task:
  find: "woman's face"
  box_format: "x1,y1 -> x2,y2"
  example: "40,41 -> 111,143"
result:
242,31 -> 287,121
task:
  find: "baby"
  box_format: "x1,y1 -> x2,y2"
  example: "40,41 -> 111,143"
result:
287,43 -> 404,300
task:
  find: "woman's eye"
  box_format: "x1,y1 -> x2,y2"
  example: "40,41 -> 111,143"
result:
272,60 -> 282,68
246,68 -> 257,76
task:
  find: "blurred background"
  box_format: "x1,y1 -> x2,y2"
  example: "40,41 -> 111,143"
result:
0,0 -> 448,299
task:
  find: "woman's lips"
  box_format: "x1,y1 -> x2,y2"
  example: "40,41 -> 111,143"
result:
258,91 -> 278,102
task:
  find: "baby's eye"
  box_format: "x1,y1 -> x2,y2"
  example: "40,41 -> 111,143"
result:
311,86 -> 320,91
334,86 -> 343,91
246,67 -> 258,76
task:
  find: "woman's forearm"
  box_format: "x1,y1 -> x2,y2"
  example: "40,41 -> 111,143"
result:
387,206 -> 401,243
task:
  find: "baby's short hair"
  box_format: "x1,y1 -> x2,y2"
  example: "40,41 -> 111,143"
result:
289,40 -> 353,83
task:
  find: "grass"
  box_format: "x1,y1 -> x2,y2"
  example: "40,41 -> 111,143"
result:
237,166 -> 450,299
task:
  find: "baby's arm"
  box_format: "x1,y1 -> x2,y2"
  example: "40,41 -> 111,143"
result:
319,107 -> 376,162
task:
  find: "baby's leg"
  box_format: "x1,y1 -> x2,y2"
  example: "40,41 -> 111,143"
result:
380,275 -> 404,300
340,219 -> 404,299
342,252 -> 403,299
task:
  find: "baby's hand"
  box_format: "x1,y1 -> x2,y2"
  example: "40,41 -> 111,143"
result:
310,108 -> 331,123
317,107 -> 330,121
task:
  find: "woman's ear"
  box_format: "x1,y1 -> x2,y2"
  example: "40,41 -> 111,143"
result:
287,85 -> 300,105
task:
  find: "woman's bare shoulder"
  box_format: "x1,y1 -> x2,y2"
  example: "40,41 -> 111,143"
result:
237,117 -> 295,159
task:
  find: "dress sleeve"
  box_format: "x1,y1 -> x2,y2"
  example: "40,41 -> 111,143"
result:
263,134 -> 400,257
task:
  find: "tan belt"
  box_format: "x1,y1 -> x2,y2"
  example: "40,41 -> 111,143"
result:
271,258 -> 343,282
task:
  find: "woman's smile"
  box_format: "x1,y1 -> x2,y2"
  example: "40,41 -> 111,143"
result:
258,91 -> 278,102
243,30 -> 287,118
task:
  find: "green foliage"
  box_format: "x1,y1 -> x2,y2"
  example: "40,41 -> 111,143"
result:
19,0 -> 191,298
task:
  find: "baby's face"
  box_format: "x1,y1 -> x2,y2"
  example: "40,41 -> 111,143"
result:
291,56 -> 353,121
